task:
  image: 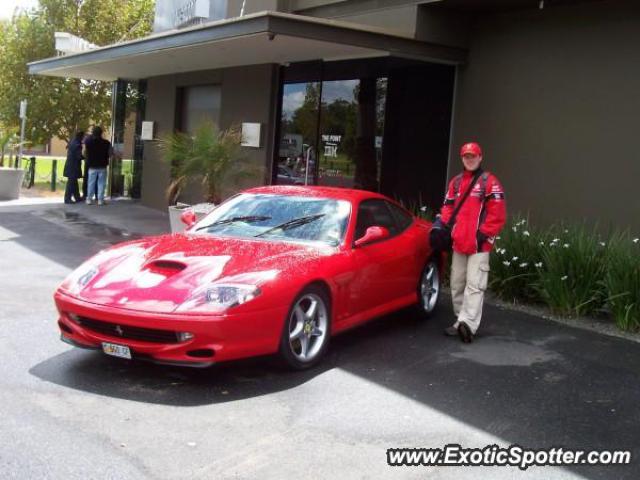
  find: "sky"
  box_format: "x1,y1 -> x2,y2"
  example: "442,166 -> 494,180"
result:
0,0 -> 39,20
282,80 -> 358,120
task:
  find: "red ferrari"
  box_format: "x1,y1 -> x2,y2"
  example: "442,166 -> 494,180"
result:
54,186 -> 442,369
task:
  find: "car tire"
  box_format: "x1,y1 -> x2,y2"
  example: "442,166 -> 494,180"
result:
416,259 -> 440,318
278,285 -> 331,370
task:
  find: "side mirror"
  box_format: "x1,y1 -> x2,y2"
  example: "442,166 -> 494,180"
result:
355,226 -> 390,247
180,209 -> 197,229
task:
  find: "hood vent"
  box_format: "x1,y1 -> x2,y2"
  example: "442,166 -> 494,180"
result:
146,260 -> 187,274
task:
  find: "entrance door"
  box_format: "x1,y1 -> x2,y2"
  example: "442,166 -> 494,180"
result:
110,79 -> 147,199
274,59 -> 455,215
317,78 -> 386,191
276,82 -> 320,186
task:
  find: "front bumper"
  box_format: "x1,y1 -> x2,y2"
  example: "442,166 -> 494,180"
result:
54,290 -> 289,366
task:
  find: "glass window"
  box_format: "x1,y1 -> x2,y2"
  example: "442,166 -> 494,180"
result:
193,193 -> 351,247
386,201 -> 414,232
180,85 -> 221,134
318,78 -> 387,191
277,82 -> 320,185
355,199 -> 399,240
275,76 -> 387,191
110,80 -> 146,198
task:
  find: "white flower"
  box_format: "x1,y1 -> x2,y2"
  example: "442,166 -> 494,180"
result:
539,241 -> 545,246
561,275 -> 568,281
552,238 -> 560,243
503,261 -> 511,266
523,231 -> 530,236
634,238 -> 639,244
599,242 -> 606,247
564,229 -> 569,233
512,226 -> 518,232
519,262 -> 528,268
496,236 -> 501,240
563,243 -> 570,248
535,262 -> 543,268
512,256 -> 519,261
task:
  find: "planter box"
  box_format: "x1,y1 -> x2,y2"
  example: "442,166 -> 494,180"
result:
168,202 -> 217,233
0,167 -> 26,200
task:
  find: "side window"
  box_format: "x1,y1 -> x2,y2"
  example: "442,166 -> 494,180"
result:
355,199 -> 399,240
386,202 -> 414,232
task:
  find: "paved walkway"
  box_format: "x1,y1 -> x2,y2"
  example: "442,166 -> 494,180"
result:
0,197 -> 170,239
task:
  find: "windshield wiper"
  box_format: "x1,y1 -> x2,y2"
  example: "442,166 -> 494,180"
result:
195,215 -> 271,231
255,214 -> 325,238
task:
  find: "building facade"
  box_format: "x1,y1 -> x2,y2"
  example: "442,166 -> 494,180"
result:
29,0 -> 640,229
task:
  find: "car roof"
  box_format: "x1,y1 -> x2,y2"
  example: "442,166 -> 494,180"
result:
244,185 -> 392,203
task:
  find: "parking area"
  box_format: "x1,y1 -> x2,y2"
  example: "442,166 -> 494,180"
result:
0,199 -> 638,479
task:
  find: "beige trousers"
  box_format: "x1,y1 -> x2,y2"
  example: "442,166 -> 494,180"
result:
451,251 -> 490,335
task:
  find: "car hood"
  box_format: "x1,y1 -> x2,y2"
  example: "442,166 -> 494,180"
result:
61,233 -> 330,313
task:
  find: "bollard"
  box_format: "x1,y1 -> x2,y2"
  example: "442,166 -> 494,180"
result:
51,159 -> 57,192
27,157 -> 35,188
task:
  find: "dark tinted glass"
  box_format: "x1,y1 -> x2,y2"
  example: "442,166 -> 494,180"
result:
386,202 -> 413,232
355,199 -> 399,240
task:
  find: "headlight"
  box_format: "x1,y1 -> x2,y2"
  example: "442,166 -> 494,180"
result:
175,283 -> 261,313
78,267 -> 99,287
63,264 -> 99,294
205,284 -> 260,308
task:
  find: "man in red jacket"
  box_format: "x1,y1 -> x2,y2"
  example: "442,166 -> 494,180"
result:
440,142 -> 506,343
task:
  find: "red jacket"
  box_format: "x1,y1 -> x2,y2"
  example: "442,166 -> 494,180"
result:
440,169 -> 506,255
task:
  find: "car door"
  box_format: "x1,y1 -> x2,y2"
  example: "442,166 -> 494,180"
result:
348,199 -> 416,321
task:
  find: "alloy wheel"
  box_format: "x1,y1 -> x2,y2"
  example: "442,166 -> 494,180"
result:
287,293 -> 328,363
420,261 -> 440,314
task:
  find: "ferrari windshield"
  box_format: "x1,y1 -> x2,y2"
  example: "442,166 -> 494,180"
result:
192,193 -> 351,246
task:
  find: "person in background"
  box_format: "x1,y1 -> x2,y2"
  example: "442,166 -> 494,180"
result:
440,142 -> 507,343
63,130 -> 84,204
83,126 -> 113,206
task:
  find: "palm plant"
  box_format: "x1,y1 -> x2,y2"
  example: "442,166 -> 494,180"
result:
158,120 -> 258,205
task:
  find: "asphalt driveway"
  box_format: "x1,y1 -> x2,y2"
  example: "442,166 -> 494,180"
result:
0,200 -> 638,479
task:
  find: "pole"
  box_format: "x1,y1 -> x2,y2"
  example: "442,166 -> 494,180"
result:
51,159 -> 57,191
18,99 -> 27,169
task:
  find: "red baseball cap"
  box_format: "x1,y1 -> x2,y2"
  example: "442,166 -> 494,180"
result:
460,142 -> 482,157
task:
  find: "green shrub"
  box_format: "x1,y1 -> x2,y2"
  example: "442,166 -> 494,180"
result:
397,195 -> 436,222
535,224 -> 607,317
490,216 -> 546,303
603,233 -> 640,331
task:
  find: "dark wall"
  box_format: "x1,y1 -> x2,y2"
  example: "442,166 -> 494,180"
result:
453,0 -> 640,229
381,63 -> 456,213
141,64 -> 279,210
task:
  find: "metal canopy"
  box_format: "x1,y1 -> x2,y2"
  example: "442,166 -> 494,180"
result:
28,11 -> 467,81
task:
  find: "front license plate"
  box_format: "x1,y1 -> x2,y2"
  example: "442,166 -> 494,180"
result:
102,342 -> 132,359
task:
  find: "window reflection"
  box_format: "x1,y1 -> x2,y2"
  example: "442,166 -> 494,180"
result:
111,80 -> 146,198
277,82 -> 320,185
276,77 -> 387,191
318,78 -> 386,191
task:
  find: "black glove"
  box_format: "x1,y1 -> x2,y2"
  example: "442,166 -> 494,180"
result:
477,230 -> 489,249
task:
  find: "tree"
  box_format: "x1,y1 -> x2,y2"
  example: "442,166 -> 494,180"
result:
0,0 -> 154,146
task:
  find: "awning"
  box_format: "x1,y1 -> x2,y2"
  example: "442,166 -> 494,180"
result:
28,11 -> 467,81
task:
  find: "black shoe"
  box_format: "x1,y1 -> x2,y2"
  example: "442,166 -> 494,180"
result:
444,326 -> 458,336
458,322 -> 473,343
64,200 -> 76,204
